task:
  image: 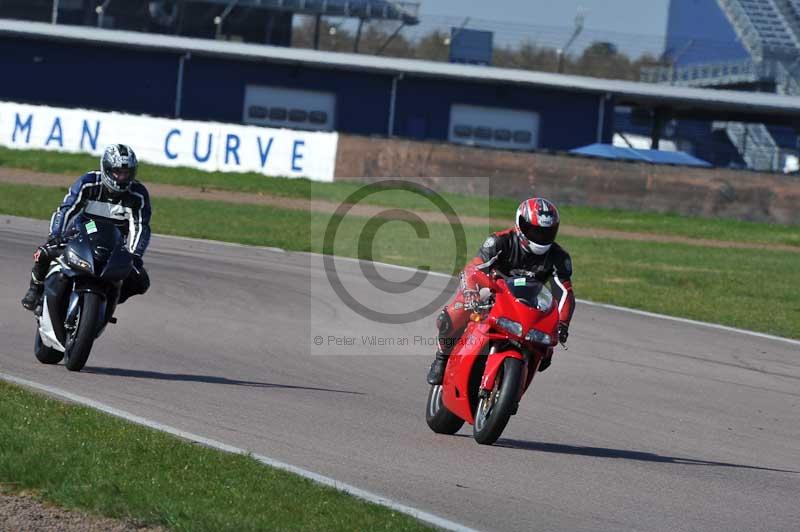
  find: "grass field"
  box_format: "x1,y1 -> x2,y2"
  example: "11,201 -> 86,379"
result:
2,146 -> 798,247
1,182 -> 798,338
1,151 -> 798,529
0,381 -> 431,532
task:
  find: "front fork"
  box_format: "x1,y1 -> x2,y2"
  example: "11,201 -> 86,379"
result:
68,281 -> 118,341
478,345 -> 526,395
478,345 -> 547,405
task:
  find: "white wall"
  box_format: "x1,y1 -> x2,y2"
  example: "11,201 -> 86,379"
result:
0,101 -> 339,182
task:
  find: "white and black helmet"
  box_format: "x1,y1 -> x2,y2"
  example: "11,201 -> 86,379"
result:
101,144 -> 138,194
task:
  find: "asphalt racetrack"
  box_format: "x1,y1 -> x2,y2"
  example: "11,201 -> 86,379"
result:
1,215 -> 799,532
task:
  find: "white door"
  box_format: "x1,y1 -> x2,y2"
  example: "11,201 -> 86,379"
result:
449,104 -> 539,151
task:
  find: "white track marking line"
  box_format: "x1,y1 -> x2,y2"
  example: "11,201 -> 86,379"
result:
0,372 -> 479,532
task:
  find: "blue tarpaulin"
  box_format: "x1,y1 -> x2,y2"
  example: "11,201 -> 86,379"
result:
570,144 -> 712,167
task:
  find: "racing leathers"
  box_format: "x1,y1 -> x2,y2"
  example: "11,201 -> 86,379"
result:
21,171 -> 152,311
427,228 -> 575,384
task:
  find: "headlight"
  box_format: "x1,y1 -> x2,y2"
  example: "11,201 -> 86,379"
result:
525,329 -> 553,345
67,249 -> 93,273
495,317 -> 523,337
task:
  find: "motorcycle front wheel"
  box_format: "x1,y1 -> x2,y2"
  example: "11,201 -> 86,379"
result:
64,293 -> 101,372
473,357 -> 523,445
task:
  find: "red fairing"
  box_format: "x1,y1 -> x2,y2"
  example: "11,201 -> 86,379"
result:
439,273 -> 560,428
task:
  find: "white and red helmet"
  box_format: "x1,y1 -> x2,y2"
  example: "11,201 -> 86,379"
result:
515,198 -> 560,255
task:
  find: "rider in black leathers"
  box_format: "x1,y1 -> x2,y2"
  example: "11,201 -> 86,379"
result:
21,144 -> 152,311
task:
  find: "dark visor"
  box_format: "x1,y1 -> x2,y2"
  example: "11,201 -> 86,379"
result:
111,168 -> 132,184
518,215 -> 557,245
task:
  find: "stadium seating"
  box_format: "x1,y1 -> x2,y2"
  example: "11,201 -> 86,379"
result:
734,0 -> 798,53
642,0 -> 800,171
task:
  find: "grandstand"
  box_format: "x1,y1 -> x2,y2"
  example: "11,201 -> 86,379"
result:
3,2 -> 798,172
0,1 -> 419,46
640,0 -> 800,171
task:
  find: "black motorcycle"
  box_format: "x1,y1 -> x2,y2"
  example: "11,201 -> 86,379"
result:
35,214 -> 132,371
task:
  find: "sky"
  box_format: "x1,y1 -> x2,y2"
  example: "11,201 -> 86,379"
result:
412,0 -> 672,57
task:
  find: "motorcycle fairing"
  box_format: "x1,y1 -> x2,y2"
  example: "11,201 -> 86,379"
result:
39,296 -> 65,352
39,265 -> 70,351
440,276 -> 561,426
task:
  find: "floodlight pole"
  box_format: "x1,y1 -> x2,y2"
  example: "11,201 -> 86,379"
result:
214,0 -> 240,40
313,14 -> 321,49
557,10 -> 585,73
376,22 -> 406,55
650,108 -> 666,150
353,18 -> 365,52
96,0 -> 112,28
449,16 -> 471,43
51,0 -> 59,24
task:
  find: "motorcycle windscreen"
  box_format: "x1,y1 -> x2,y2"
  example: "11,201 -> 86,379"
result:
504,277 -> 553,313
74,215 -> 132,282
100,245 -> 133,282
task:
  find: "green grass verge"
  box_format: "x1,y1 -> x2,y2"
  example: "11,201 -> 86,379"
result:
2,146 -> 797,247
2,182 -> 798,338
0,381 -> 431,531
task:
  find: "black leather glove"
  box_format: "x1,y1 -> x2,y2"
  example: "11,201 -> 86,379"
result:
558,322 -> 569,345
46,234 -> 64,246
133,255 -> 144,270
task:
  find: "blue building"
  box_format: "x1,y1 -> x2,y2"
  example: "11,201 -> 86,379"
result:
2,19 -> 799,163
639,0 -> 800,171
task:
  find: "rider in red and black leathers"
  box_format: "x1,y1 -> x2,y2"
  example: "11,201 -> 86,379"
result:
427,198 -> 575,384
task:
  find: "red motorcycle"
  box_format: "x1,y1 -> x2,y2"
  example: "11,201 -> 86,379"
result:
425,270 -> 560,445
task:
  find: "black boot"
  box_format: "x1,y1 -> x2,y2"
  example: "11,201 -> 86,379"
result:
426,350 -> 449,385
21,276 -> 44,311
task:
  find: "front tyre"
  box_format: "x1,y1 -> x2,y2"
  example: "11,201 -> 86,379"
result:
64,293 -> 101,372
34,329 -> 63,365
425,385 -> 465,434
473,357 -> 523,445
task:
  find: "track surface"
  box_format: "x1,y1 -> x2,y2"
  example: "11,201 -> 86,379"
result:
1,216 -> 799,532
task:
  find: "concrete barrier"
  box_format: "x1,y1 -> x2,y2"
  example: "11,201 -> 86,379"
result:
335,135 -> 800,224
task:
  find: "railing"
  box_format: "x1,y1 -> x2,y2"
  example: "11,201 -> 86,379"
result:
717,0 -> 766,59
766,0 -> 800,47
641,58 -> 800,93
641,1 -> 800,173
640,59 -> 762,86
718,121 -> 782,171
187,0 -> 421,22
773,58 -> 800,94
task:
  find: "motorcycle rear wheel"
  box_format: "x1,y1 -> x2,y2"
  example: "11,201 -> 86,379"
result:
64,293 -> 101,372
425,384 -> 465,434
473,357 -> 523,445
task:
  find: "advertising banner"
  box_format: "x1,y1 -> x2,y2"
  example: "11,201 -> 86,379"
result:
0,101 -> 338,182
